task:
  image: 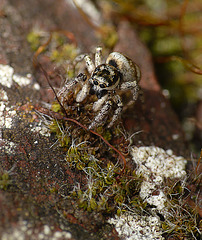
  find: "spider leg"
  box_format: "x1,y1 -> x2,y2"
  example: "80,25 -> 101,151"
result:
95,46 -> 102,67
84,55 -> 95,74
57,73 -> 86,104
76,80 -> 90,102
73,54 -> 86,65
132,84 -> 140,101
120,81 -> 140,110
74,53 -> 95,74
120,81 -> 139,99
107,94 -> 123,128
89,97 -> 113,129
92,94 -> 108,112
73,53 -> 95,102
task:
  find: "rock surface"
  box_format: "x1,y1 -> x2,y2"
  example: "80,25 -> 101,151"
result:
0,0 -> 191,239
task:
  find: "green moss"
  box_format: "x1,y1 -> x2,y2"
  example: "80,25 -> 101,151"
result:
48,84 -> 145,215
49,103 -> 200,238
48,108 -> 143,214
88,198 -> 98,211
50,43 -> 78,63
49,187 -> 58,194
0,172 -> 12,190
64,143 -> 143,213
98,25 -> 118,49
27,31 -> 42,51
52,33 -> 66,46
51,102 -> 61,112
161,177 -> 201,239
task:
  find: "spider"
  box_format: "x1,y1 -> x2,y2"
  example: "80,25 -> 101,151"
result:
58,47 -> 141,129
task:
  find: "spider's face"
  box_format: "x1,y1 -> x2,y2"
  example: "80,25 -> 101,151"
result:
89,64 -> 122,99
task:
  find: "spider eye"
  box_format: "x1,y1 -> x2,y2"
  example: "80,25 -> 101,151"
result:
93,80 -> 98,85
99,84 -> 106,88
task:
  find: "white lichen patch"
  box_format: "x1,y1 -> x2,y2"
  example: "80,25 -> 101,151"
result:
131,146 -> 187,181
1,221 -> 72,240
0,140 -> 17,154
140,183 -> 166,211
0,64 -> 14,88
108,213 -> 163,240
0,64 -> 41,132
0,64 -> 31,87
0,100 -> 16,130
13,74 -> 31,87
0,65 -> 41,151
0,89 -> 8,101
132,146 -> 186,181
30,121 -> 50,137
0,90 -> 14,144
0,94 -> 17,151
0,64 -> 39,89
131,146 -> 187,211
108,146 -> 187,239
33,82 -> 40,90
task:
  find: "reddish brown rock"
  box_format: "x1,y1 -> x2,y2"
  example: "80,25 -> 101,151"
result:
0,0 -> 191,239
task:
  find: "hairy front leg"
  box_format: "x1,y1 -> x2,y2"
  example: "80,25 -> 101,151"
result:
57,73 -> 87,104
89,99 -> 113,129
95,46 -> 102,67
76,81 -> 91,102
92,94 -> 108,112
107,95 -> 123,128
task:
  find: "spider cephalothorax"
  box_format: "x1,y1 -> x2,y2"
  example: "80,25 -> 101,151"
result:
89,64 -> 122,99
58,47 -> 141,129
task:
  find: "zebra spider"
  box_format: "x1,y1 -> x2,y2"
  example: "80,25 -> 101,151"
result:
58,47 -> 141,129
